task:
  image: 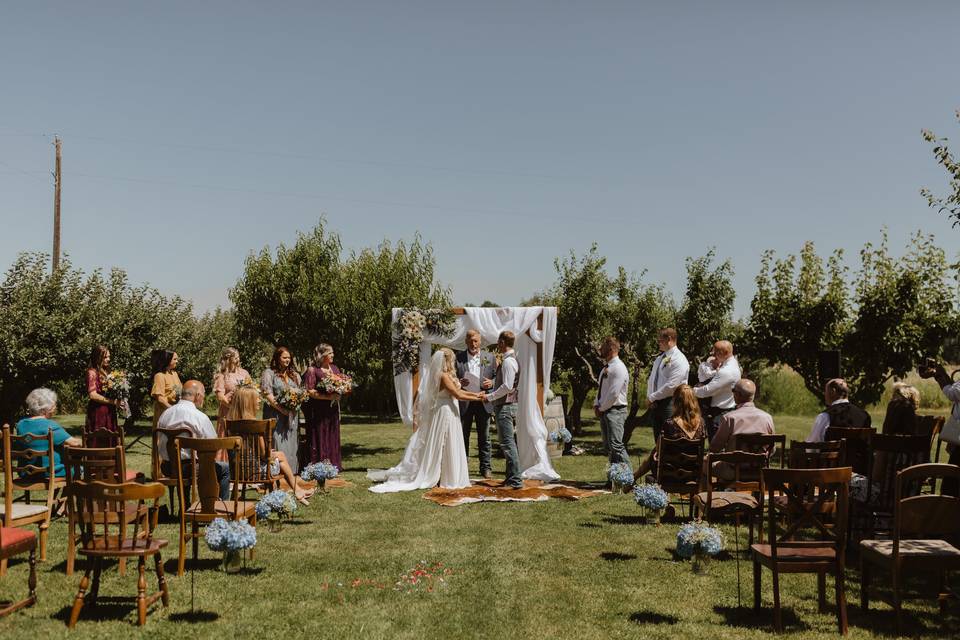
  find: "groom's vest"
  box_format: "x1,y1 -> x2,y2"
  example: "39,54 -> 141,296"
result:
492,352 -> 520,408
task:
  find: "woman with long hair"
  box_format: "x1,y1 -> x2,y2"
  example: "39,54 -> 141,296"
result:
150,349 -> 181,430
212,347 -> 251,461
303,343 -> 345,468
261,346 -> 303,473
634,384 -> 705,480
227,385 -> 314,505
84,345 -> 122,440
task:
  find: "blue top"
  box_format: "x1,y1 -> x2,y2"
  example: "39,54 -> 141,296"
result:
14,417 -> 72,478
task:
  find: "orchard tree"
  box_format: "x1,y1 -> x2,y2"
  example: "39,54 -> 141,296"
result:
676,249 -> 737,370
921,110 -> 960,227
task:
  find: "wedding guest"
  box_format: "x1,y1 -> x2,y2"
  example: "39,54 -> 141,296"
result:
212,347 -> 251,462
641,328 -> 690,445
157,380 -> 230,503
593,336 -> 631,472
694,340 -> 742,440
456,329 -> 496,478
84,344 -> 122,442
919,360 -> 960,495
228,385 -> 314,505
150,349 -> 182,430
16,388 -> 81,479
881,383 -> 920,435
261,346 -> 303,474
634,384 -> 704,481
805,378 -> 871,443
709,379 -> 774,456
484,331 -> 524,489
303,343 -> 344,469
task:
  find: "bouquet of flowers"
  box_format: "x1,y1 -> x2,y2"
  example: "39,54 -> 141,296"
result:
316,369 -> 354,395
204,518 -> 257,552
255,490 -> 298,522
633,483 -> 669,511
676,521 -> 724,559
301,461 -> 339,482
276,387 -> 310,412
607,462 -> 634,492
548,427 -> 572,444
102,370 -> 131,401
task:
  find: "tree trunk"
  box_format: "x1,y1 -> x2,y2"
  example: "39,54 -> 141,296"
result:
567,384 -> 589,435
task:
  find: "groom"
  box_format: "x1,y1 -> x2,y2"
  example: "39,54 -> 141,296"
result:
482,330 -> 523,489
456,329 -> 496,478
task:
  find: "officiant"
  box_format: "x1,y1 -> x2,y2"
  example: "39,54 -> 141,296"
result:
456,329 -> 497,478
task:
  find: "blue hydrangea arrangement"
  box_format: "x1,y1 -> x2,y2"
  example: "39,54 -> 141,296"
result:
301,461 -> 339,482
255,490 -> 298,521
676,521 -> 724,558
607,462 -> 634,487
204,518 -> 257,552
548,427 -> 572,444
633,483 -> 669,510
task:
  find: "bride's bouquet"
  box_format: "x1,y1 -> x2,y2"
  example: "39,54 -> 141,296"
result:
315,369 -> 354,396
276,387 -> 309,413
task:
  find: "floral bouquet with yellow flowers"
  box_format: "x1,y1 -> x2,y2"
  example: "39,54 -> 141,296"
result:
277,387 -> 310,413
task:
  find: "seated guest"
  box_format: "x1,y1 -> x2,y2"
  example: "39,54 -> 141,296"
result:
15,388 -> 81,478
881,382 -> 920,435
709,379 -> 775,480
157,380 -> 230,502
227,385 -> 314,505
634,384 -> 704,481
805,378 -> 872,443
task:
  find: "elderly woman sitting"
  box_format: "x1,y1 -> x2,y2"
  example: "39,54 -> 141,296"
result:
15,388 -> 81,478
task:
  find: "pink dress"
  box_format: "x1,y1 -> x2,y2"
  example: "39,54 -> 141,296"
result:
213,368 -> 251,460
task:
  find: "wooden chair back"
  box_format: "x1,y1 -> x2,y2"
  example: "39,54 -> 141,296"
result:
63,446 -> 124,486
825,426 -> 875,475
225,419 -> 277,490
82,426 -> 128,470
788,439 -> 845,469
703,450 -> 768,494
67,480 -> 163,552
734,433 -> 786,472
175,437 -> 241,514
867,434 -> 929,512
151,427 -> 192,484
762,467 -> 852,555
655,436 -> 705,494
894,463 -> 960,541
1,425 -> 56,501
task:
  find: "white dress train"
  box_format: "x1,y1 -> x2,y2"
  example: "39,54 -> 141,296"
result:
368,386 -> 470,493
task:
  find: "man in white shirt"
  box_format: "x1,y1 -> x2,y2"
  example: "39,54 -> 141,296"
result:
640,327 -> 690,445
157,380 -> 231,502
805,378 -> 872,443
456,329 -> 497,478
694,340 -> 742,440
483,331 -> 523,489
593,336 -> 631,470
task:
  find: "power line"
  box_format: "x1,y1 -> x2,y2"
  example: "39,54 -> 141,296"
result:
0,158 -> 49,184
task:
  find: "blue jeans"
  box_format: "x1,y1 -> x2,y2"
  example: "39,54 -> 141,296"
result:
601,406 -> 631,468
494,403 -> 522,488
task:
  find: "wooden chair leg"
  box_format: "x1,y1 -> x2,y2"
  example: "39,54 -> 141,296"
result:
753,559 -> 762,611
860,560 -> 870,611
154,553 -> 169,607
89,557 -> 103,606
0,557 -> 7,577
818,571 -> 827,612
27,547 -> 37,604
191,522 -> 199,566
836,566 -> 848,635
772,568 -> 783,632
68,567 -> 92,628
38,523 -> 48,562
177,528 -> 187,577
136,556 -> 147,626
66,512 -> 76,575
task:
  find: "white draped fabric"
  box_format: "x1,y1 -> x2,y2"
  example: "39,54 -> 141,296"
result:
391,307 -> 560,481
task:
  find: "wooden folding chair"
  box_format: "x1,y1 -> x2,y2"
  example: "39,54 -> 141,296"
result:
82,426 -> 140,482
752,466 -> 852,634
696,451 -> 768,547
825,426 -> 875,476
151,426 -> 191,518
0,523 -> 37,618
0,425 -> 59,575
860,463 -> 960,634
175,436 -> 258,576
651,436 -> 705,519
851,434 -> 929,541
225,418 -> 280,497
66,480 -> 169,628
736,433 -> 786,469
789,439 -> 845,469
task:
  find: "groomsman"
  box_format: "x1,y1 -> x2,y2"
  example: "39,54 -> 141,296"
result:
694,340 -> 742,440
644,328 -> 690,445
456,329 -> 497,478
593,336 -> 631,471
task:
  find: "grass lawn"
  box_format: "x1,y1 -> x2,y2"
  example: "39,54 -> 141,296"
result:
0,410 -> 956,639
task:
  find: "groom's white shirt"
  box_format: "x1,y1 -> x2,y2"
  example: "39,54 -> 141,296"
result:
486,349 -> 518,403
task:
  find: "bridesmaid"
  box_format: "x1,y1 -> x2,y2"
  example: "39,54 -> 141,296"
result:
212,347 -> 251,461
150,349 -> 182,430
85,345 -> 122,444
261,346 -> 302,473
303,343 -> 343,469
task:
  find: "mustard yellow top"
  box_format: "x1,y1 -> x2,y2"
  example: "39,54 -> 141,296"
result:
151,370 -> 182,428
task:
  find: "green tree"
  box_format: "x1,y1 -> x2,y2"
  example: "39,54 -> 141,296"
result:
676,249 -> 737,370
921,110 -> 960,227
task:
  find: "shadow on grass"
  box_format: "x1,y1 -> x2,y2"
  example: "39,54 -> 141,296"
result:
715,605 -> 811,632
628,611 -> 678,625
341,443 -> 401,459
162,558 -> 264,575
600,551 -> 637,561
600,514 -> 647,526
661,547 -> 735,562
578,522 -> 601,529
51,597 -> 162,624
169,610 -> 220,622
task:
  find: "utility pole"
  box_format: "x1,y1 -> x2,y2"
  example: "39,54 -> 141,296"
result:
52,136 -> 62,272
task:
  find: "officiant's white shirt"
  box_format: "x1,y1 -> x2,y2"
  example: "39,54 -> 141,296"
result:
594,356 -> 628,412
464,350 -> 484,392
646,346 -> 690,402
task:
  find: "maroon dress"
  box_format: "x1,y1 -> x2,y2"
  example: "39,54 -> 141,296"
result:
303,364 -> 343,469
84,368 -> 118,443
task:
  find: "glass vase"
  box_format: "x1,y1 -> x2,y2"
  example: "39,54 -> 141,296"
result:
691,552 -> 710,575
644,508 -> 663,525
318,478 -> 328,493
268,518 -> 284,533
222,549 -> 243,574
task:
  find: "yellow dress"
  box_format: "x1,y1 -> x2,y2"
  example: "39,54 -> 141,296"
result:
151,371 -> 183,429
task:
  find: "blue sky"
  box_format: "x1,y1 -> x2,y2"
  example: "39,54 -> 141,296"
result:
2,1 -> 959,318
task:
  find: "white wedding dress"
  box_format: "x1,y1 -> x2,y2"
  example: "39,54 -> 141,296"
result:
368,351 -> 470,493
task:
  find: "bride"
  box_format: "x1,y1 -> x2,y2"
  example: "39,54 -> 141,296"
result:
368,348 -> 484,493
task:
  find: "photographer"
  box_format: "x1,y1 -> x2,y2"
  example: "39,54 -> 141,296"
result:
918,358 -> 960,496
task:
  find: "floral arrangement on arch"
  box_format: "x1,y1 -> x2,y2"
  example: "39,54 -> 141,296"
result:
255,490 -> 298,522
204,518 -> 257,552
676,521 -> 724,559
392,308 -> 456,375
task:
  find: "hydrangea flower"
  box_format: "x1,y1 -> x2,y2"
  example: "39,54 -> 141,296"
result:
607,462 -> 634,487
548,427 -> 572,444
301,461 -> 339,482
204,518 -> 257,552
633,483 -> 669,510
676,521 -> 724,558
255,490 -> 297,520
